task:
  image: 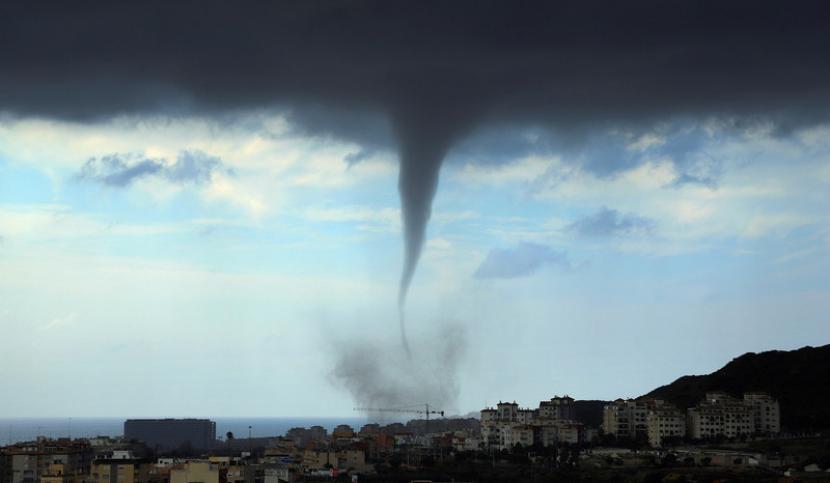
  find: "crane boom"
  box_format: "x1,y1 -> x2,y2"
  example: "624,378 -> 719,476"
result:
354,403 -> 445,433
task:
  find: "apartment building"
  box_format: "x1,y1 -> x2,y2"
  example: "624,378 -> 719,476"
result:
538,396 -> 575,421
169,461 -> 219,483
89,454 -> 153,483
686,392 -> 773,439
603,399 -> 687,447
39,464 -> 86,483
124,420 -> 216,452
743,392 -> 781,434
602,399 -> 650,440
646,404 -> 686,447
501,425 -> 534,449
481,398 -> 585,450
3,440 -> 92,483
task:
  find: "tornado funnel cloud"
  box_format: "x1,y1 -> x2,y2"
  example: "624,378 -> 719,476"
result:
398,147 -> 443,308
395,112 -> 459,353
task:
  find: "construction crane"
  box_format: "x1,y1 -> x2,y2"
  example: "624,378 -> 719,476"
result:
354,403 -> 445,434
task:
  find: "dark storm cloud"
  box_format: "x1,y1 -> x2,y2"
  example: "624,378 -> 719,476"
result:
474,243 -> 570,279
3,0 -> 830,346
78,151 -> 228,187
568,207 -> 655,238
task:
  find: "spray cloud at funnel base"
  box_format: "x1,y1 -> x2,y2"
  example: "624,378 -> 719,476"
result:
330,321 -> 467,419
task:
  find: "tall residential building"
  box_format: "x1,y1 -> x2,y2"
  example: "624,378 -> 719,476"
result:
538,396 -> 575,421
604,399 -> 686,447
646,404 -> 686,447
686,392 -> 755,439
480,397 -> 585,450
743,392 -> 781,434
124,420 -> 216,451
602,399 -> 650,440
89,456 -> 152,483
2,440 -> 91,483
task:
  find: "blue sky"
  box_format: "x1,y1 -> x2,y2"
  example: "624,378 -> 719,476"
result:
1,113 -> 828,417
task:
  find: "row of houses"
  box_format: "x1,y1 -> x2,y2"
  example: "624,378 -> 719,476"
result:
0,441 -> 344,483
0,422 -> 483,483
603,391 -> 780,447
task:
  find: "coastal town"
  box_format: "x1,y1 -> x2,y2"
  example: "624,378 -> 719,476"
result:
2,391 -> 827,482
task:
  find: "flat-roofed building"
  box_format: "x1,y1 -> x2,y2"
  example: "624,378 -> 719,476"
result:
38,464 -> 85,483
90,457 -> 153,483
743,392 -> 780,434
602,399 -> 650,440
538,396 -> 575,421
124,420 -> 215,452
169,461 -> 218,483
686,392 -> 754,439
646,404 -> 686,447
3,440 -> 92,483
502,425 -> 534,449
481,396 -> 585,450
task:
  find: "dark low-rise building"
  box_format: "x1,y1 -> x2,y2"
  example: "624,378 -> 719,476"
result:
124,420 -> 216,451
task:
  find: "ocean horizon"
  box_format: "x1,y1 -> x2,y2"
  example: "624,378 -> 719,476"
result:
0,417 -> 378,446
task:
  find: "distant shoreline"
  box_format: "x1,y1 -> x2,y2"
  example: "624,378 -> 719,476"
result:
0,417 -> 371,445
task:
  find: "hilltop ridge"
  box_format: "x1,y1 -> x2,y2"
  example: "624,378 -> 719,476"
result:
642,344 -> 830,430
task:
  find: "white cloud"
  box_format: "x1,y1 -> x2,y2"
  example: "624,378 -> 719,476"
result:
626,132 -> 666,152
304,206 -> 399,225
0,113 -> 397,220
453,155 -> 555,186
742,213 -> 815,239
0,204 -> 183,241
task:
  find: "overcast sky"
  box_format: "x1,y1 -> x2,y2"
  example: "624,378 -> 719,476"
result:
1,1 -> 829,417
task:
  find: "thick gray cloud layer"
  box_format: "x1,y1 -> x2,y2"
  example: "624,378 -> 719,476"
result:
569,207 -> 655,238
475,243 -> 570,279
78,151 -> 228,187
3,0 -> 830,347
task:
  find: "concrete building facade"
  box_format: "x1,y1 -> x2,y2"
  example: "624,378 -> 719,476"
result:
743,392 -> 781,434
646,405 -> 686,447
602,399 -> 650,441
169,461 -> 219,483
481,397 -> 585,450
89,457 -> 152,483
691,392 -> 752,439
124,420 -> 216,452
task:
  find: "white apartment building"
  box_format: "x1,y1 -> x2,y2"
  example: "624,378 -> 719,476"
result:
646,405 -> 686,447
538,396 -> 575,421
480,398 -> 584,450
604,399 -> 686,447
501,425 -> 534,448
602,399 -> 650,440
686,392 -> 755,439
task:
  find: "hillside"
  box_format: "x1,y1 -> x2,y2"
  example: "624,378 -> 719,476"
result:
643,344 -> 830,431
